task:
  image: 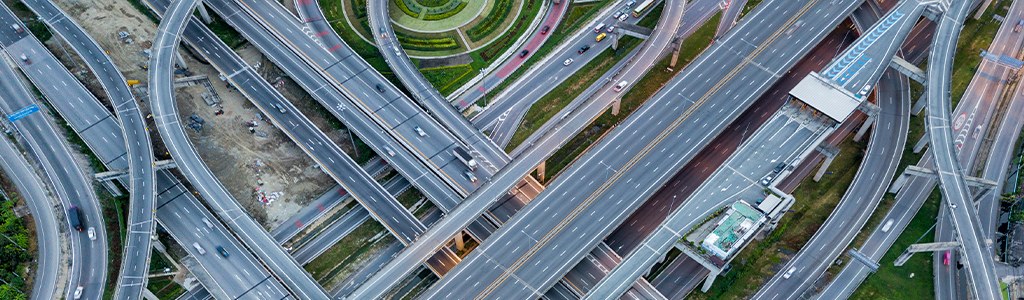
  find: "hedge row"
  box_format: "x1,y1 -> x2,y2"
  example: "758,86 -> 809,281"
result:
478,1 -> 534,61
351,0 -> 367,18
466,0 -> 514,41
395,31 -> 460,51
422,0 -> 464,15
396,0 -> 421,18
424,1 -> 468,20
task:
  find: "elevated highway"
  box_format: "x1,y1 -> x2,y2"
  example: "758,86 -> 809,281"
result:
18,0 -> 158,297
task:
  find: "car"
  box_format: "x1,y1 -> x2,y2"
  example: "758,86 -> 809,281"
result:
465,171 -> 478,183
414,126 -> 426,137
520,49 -> 530,58
74,286 -> 84,299
773,162 -> 786,174
625,0 -> 636,8
541,25 -> 550,35
20,54 -> 29,64
376,84 -> 385,93
11,24 -> 22,33
274,103 -> 287,114
594,23 -> 606,33
380,28 -> 387,38
783,267 -> 796,279
192,242 -> 206,255
384,146 -> 396,156
759,173 -> 776,186
950,202 -> 957,209
201,217 -> 214,229
578,44 -> 591,54
607,26 -> 616,33
613,80 -> 628,92
563,58 -> 573,66
596,33 -> 607,42
87,227 -> 96,241
613,11 -> 623,19
618,12 -> 629,22
394,46 -> 401,55
216,246 -> 229,258
857,84 -> 872,98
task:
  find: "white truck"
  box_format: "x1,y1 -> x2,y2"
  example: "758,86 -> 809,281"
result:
452,147 -> 477,171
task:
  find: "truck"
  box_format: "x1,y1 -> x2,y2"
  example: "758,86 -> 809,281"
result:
1016,20 -> 1023,32
452,147 -> 477,171
68,206 -> 83,231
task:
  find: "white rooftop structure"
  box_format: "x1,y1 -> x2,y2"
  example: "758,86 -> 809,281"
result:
789,72 -> 863,122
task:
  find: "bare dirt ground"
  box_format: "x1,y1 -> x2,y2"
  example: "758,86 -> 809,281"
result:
50,0 -> 343,229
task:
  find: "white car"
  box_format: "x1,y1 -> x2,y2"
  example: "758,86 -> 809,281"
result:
74,286 -> 84,299
783,267 -> 796,279
87,227 -> 96,241
414,126 -> 426,137
384,146 -> 396,156
613,80 -> 628,92
563,58 -> 573,66
618,13 -> 629,22
193,242 -> 206,255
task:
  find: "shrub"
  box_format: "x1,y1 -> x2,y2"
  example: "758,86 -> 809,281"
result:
466,0 -> 515,41
351,0 -> 368,18
394,31 -> 460,51
396,0 -> 421,18
424,1 -> 468,20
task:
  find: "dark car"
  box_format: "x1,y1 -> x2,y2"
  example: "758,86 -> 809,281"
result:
541,25 -> 550,35
216,246 -> 229,258
376,84 -> 385,93
578,44 -> 590,54
520,49 -> 530,58
773,162 -> 787,174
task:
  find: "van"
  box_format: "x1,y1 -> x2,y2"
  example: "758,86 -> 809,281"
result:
613,80 -> 628,92
201,217 -> 214,229
594,23 -> 606,33
192,242 -> 206,255
881,219 -> 894,233
773,162 -> 786,174
596,33 -> 607,42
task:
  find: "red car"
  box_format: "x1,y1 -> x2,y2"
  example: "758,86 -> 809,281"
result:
541,25 -> 550,35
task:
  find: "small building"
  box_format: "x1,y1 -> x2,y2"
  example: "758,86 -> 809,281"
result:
700,201 -> 766,260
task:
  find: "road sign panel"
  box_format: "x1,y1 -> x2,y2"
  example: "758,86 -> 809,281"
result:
6,104 -> 39,122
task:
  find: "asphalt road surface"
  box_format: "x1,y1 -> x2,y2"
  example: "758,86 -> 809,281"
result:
0,5 -> 109,298
18,0 -> 159,297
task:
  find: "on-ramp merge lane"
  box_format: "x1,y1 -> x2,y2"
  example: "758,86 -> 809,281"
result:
925,0 -> 1001,299
149,0 -> 330,298
19,0 -> 158,297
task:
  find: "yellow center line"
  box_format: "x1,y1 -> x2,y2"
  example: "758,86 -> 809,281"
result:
474,0 -> 820,298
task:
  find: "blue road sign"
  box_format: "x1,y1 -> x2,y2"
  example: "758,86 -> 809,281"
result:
7,104 -> 39,122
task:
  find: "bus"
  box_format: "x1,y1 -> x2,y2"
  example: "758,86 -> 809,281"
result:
632,0 -> 655,17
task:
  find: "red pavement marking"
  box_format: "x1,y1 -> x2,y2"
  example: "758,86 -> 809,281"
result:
294,221 -> 304,227
328,45 -> 343,52
316,30 -> 331,37
305,17 -> 316,22
494,2 -> 568,78
296,0 -> 311,5
477,86 -> 488,93
459,100 -> 468,106
317,204 -> 326,211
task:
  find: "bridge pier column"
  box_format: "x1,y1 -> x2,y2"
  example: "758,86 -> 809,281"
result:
611,98 -> 621,116
455,231 -> 465,251
913,131 -> 929,153
853,114 -> 875,142
197,1 -> 213,24
536,161 -> 546,183
912,92 -> 927,116
700,269 -> 720,292
175,51 -> 188,70
814,156 -> 835,182
102,180 -> 123,197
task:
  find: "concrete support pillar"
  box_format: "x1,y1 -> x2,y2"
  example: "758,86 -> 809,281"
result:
914,131 -> 930,153
853,115 -> 875,142
670,41 -> 681,69
814,156 -> 835,182
889,171 -> 909,194
174,51 -> 188,70
536,161 -> 546,183
912,92 -> 927,116
700,269 -> 721,292
611,33 -> 618,50
611,98 -> 621,115
102,180 -> 123,197
197,1 -> 213,24
454,231 -> 465,251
